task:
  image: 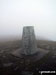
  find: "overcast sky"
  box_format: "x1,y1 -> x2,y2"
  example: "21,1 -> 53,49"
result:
0,0 -> 56,41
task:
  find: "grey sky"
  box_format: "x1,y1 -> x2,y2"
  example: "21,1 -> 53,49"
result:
0,0 -> 56,41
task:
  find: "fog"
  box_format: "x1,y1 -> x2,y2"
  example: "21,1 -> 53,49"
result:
0,0 -> 56,41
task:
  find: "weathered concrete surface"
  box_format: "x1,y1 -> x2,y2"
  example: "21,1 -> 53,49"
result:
22,26 -> 37,55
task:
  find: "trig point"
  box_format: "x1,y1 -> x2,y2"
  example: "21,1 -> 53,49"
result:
11,26 -> 49,60
22,26 -> 37,55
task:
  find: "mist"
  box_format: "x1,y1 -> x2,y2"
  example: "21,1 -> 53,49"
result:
0,0 -> 56,41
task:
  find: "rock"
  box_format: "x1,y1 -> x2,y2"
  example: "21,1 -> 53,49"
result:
3,63 -> 13,67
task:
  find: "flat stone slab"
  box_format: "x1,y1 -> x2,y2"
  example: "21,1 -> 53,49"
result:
11,48 -> 49,62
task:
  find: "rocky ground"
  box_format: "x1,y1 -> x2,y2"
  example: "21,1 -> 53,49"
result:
0,40 -> 56,75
